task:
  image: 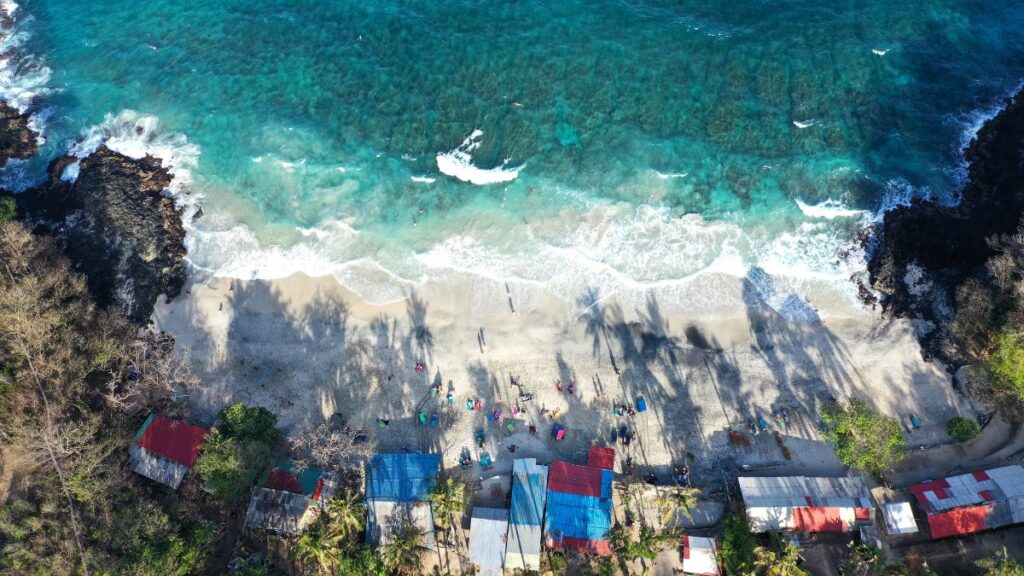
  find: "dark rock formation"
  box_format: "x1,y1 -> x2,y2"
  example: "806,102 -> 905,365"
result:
0,101 -> 38,166
18,146 -> 187,322
867,88 -> 1024,361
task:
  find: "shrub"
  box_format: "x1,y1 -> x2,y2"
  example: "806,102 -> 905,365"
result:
822,398 -> 906,477
946,416 -> 981,443
987,331 -> 1024,409
0,195 -> 15,223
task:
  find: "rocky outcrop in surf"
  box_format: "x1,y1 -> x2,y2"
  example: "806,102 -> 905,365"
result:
0,101 -> 38,166
17,146 -> 187,322
867,87 -> 1024,362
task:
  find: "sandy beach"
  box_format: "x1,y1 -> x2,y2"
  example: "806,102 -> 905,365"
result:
153,271 -> 972,487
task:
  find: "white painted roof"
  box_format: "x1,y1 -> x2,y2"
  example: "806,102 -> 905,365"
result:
882,502 -> 919,535
469,507 -> 509,576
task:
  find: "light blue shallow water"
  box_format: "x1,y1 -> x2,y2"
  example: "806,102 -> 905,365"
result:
7,0 -> 1024,312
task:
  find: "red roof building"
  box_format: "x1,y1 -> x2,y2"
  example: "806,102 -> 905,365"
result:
738,475 -> 874,533
910,465 -> 1024,539
129,413 -> 210,489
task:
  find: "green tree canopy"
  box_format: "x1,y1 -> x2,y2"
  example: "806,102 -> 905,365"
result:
719,510 -> 756,576
822,398 -> 906,477
428,476 -> 466,530
217,402 -> 282,445
193,429 -> 273,503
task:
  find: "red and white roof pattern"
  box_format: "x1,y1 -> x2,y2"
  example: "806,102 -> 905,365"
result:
910,465 -> 1024,514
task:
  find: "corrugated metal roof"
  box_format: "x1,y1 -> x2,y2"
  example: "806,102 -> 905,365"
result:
549,461 -> 609,497
133,413 -> 209,468
682,535 -> 719,576
739,475 -> 871,510
746,506 -> 794,532
264,461 -> 332,496
882,502 -> 919,535
244,487 -> 316,534
545,491 -> 612,544
927,505 -> 992,539
989,466 -> 1024,498
587,446 -> 615,470
366,453 -> 440,502
506,459 -> 547,572
911,465 -> 1024,518
469,508 -> 509,576
367,500 -> 437,550
505,524 -> 544,571
510,458 -> 548,526
129,445 -> 190,489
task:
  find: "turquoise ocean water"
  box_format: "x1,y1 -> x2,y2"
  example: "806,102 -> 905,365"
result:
5,0 -> 1024,315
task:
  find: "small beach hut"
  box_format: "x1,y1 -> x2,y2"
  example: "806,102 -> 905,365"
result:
244,461 -> 338,535
365,453 -> 441,550
681,535 -> 720,575
505,458 -> 548,572
129,413 -> 209,489
469,507 -> 509,576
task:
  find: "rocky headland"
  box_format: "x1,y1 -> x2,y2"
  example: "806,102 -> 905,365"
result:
9,144 -> 188,322
0,101 -> 39,166
868,87 -> 1024,362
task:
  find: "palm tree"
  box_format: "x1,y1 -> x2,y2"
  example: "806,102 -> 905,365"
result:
428,476 -> 466,530
380,520 -> 426,575
753,542 -> 809,576
655,486 -> 701,527
293,518 -> 344,574
324,488 -> 365,542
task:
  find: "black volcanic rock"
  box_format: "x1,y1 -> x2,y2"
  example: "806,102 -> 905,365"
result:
868,88 -> 1024,360
19,146 -> 187,322
0,101 -> 38,166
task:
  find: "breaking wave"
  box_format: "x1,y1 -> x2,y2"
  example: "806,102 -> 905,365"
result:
436,130 -> 523,185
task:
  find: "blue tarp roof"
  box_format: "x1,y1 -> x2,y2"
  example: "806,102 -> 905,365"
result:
544,491 -> 612,542
510,462 -> 548,526
365,453 -> 440,501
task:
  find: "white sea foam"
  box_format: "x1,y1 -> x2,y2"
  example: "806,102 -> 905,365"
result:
873,177 -> 932,220
436,129 -> 523,185
411,175 -> 435,183
792,119 -> 816,129
871,48 -> 890,56
68,111 -> 201,217
796,199 -> 869,220
0,0 -> 53,142
948,80 -> 1024,193
654,170 -> 688,180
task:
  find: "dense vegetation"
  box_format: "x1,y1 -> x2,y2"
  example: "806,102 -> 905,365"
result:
822,398 -> 906,477
0,219 -> 215,574
952,225 -> 1024,413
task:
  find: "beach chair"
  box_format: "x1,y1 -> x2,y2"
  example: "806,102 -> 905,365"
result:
474,430 -> 485,447
480,452 -> 493,470
430,413 -> 439,428
635,396 -> 647,413
418,411 -> 427,426
551,423 -> 566,441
